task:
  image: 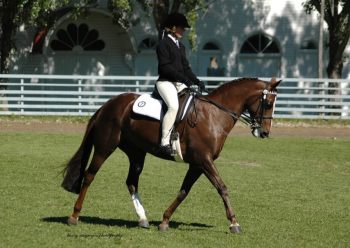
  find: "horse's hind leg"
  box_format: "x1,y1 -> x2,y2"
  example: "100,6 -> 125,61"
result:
68,151 -> 110,225
124,148 -> 148,228
159,165 -> 203,231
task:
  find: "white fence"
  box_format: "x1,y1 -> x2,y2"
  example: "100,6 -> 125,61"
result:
0,74 -> 349,119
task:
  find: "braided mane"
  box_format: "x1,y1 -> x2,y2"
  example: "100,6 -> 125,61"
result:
211,77 -> 259,94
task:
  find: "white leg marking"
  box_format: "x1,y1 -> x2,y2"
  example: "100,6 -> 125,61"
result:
131,193 -> 147,220
230,223 -> 240,227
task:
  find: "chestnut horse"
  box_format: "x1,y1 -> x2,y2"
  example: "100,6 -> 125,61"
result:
62,77 -> 281,233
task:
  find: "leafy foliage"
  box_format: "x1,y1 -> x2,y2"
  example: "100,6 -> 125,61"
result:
107,0 -> 208,49
0,0 -> 74,74
302,0 -> 350,78
0,0 -> 208,75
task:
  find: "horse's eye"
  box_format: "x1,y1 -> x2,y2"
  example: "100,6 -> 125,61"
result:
264,102 -> 273,109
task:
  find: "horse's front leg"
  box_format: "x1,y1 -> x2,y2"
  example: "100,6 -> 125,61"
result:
159,165 -> 202,231
125,150 -> 149,228
203,161 -> 242,233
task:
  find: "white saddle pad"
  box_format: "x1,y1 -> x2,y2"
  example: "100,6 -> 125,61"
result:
132,94 -> 163,120
132,93 -> 194,121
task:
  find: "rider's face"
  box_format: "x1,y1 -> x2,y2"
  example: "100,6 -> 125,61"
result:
175,26 -> 185,39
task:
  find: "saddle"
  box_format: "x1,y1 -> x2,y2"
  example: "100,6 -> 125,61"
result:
132,88 -> 196,161
132,88 -> 194,122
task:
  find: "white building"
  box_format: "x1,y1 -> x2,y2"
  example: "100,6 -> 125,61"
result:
10,0 -> 350,80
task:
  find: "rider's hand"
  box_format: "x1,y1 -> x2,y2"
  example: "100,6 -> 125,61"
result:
198,81 -> 208,94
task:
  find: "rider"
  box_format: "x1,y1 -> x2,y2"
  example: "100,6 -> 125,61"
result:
156,12 -> 206,156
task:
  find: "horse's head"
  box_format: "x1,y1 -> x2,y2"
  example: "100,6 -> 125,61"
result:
245,77 -> 281,138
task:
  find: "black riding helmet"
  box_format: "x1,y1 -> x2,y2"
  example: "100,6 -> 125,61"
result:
164,13 -> 190,29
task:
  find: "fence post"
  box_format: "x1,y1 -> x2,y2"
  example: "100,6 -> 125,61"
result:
319,79 -> 325,117
78,79 -> 82,114
136,80 -> 140,93
20,79 -> 24,114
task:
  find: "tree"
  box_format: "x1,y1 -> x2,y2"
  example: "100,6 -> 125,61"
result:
303,0 -> 350,79
107,0 -> 207,49
0,0 -> 79,76
0,0 -> 206,77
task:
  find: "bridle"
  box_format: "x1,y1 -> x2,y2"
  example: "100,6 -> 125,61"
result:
242,88 -> 277,130
196,85 -> 277,130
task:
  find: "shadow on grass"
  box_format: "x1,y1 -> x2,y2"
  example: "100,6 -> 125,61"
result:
41,216 -> 213,230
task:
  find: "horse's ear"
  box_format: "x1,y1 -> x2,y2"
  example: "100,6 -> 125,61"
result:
270,77 -> 282,89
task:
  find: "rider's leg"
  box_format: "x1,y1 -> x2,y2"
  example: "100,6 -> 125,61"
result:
156,81 -> 179,146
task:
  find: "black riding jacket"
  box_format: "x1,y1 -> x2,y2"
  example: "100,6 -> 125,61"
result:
156,35 -> 200,86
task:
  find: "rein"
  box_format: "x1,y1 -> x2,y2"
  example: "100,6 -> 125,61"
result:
196,95 -> 240,122
194,86 -> 277,128
197,96 -> 254,127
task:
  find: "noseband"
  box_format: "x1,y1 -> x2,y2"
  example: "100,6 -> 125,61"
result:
244,88 -> 277,129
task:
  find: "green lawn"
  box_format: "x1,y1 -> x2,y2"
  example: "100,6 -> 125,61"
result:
0,131 -> 349,247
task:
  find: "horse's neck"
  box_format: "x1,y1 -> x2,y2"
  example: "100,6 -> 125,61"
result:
208,84 -> 249,116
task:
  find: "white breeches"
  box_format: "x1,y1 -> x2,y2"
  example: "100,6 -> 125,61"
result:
156,81 -> 187,145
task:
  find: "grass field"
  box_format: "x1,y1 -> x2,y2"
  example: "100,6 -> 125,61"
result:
0,131 -> 350,247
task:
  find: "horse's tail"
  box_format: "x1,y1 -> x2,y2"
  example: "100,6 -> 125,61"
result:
61,110 -> 99,194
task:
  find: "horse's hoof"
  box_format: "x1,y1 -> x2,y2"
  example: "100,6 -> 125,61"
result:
158,223 -> 169,232
229,224 -> 242,233
67,216 -> 79,226
139,219 -> 150,229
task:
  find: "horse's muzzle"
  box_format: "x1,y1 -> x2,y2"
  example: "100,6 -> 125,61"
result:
259,131 -> 269,138
251,128 -> 269,138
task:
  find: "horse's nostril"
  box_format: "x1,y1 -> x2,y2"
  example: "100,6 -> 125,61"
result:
260,132 -> 269,138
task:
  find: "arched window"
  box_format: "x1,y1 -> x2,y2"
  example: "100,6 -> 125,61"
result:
240,33 -> 279,54
238,33 -> 280,77
300,39 -> 317,50
50,23 -> 105,51
135,37 -> 158,77
203,42 -> 220,50
200,41 -> 224,81
138,37 -> 157,51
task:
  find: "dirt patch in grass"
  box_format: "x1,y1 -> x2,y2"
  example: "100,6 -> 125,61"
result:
1,117 -> 349,138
